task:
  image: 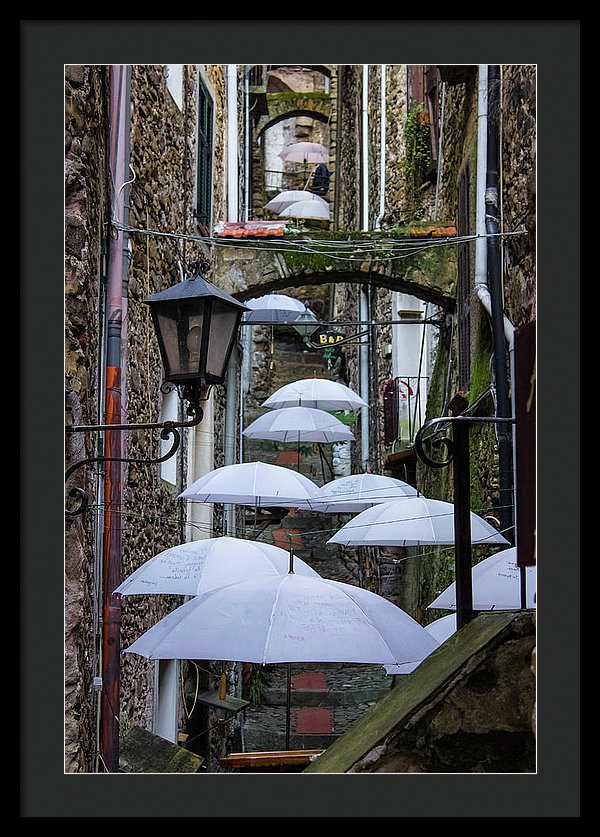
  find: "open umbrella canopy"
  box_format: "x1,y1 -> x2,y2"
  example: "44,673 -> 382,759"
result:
179,461 -> 320,506
242,293 -> 307,324
265,190 -> 328,214
304,473 -> 418,513
278,199 -> 330,221
427,547 -> 536,611
125,572 -> 440,666
384,614 -> 457,675
263,378 -> 367,412
243,406 -> 354,444
279,142 -> 329,164
114,536 -> 320,597
327,496 -> 510,547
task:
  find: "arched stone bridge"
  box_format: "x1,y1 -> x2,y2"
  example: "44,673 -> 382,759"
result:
211,230 -> 458,309
257,92 -> 332,139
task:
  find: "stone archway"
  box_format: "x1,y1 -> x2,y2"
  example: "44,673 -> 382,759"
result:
213,234 -> 457,310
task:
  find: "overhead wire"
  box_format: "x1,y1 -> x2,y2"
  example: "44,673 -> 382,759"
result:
113,221 -> 527,265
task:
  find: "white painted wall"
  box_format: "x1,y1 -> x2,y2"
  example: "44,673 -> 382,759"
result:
391,292 -> 436,442
186,390 -> 215,542
153,659 -> 179,743
159,386 -> 179,485
166,64 -> 183,110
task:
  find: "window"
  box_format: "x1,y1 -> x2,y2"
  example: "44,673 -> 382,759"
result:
196,75 -> 214,232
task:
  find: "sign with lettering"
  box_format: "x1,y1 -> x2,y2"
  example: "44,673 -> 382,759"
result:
317,331 -> 345,346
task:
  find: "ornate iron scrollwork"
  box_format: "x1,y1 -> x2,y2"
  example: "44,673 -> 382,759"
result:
65,395 -> 204,516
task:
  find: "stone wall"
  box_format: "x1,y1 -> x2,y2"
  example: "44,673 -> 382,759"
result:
305,611 -> 536,774
335,65 -> 361,231
117,64 -> 204,739
501,65 -> 536,327
381,65 -> 409,227
65,64 -> 110,773
360,613 -> 536,773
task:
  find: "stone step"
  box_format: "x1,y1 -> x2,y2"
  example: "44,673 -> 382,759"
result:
261,685 -> 389,707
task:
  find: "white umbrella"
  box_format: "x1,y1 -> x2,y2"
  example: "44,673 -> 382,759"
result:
427,547 -> 536,611
304,473 -> 418,513
126,572 -> 440,750
114,536 -> 320,597
384,614 -> 456,675
243,406 -> 354,444
125,573 -> 440,667
265,190 -> 328,214
279,142 -> 329,164
263,378 -> 367,412
278,199 -> 330,221
179,461 -> 320,507
242,293 -> 307,324
425,613 -> 458,643
327,496 -> 510,547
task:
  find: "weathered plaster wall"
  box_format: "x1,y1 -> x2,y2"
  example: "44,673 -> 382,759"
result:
65,63 -> 109,774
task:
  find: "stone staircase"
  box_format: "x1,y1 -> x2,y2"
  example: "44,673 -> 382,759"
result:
241,662 -> 393,752
237,326 -> 390,757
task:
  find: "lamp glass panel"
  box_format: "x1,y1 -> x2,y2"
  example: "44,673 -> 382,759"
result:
156,306 -> 205,378
205,300 -> 239,379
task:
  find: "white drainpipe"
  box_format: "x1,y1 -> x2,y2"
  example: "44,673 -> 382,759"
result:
375,64 -> 386,229
475,64 -> 514,350
227,64 -> 239,222
474,64 -> 518,556
360,65 -> 370,466
225,65 -> 239,534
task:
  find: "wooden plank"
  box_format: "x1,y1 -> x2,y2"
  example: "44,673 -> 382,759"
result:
119,726 -> 203,774
195,690 -> 250,714
220,750 -> 323,769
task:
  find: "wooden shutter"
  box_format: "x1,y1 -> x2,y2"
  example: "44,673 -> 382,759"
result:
407,65 -> 425,107
196,76 -> 213,228
424,65 -> 440,163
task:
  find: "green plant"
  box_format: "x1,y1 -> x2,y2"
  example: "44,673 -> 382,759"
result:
403,103 -> 432,214
330,410 -> 358,427
246,665 -> 275,705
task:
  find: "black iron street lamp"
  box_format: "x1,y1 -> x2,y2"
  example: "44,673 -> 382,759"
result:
65,265 -> 248,514
146,266 -> 248,402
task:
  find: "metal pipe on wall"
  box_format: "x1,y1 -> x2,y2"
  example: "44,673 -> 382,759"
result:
225,65 -> 240,534
227,65 -> 239,223
101,62 -> 131,773
361,64 -> 369,231
244,65 -> 250,222
485,65 -> 514,545
359,65 -> 370,467
375,64 -> 386,229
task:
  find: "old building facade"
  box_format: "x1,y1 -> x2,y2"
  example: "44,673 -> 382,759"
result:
65,62 -> 536,773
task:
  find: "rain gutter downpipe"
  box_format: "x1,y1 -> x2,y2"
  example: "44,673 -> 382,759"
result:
481,65 -> 515,546
101,63 -> 131,774
375,65 -> 386,229
244,65 -> 250,222
225,65 -> 239,535
360,65 -> 370,467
